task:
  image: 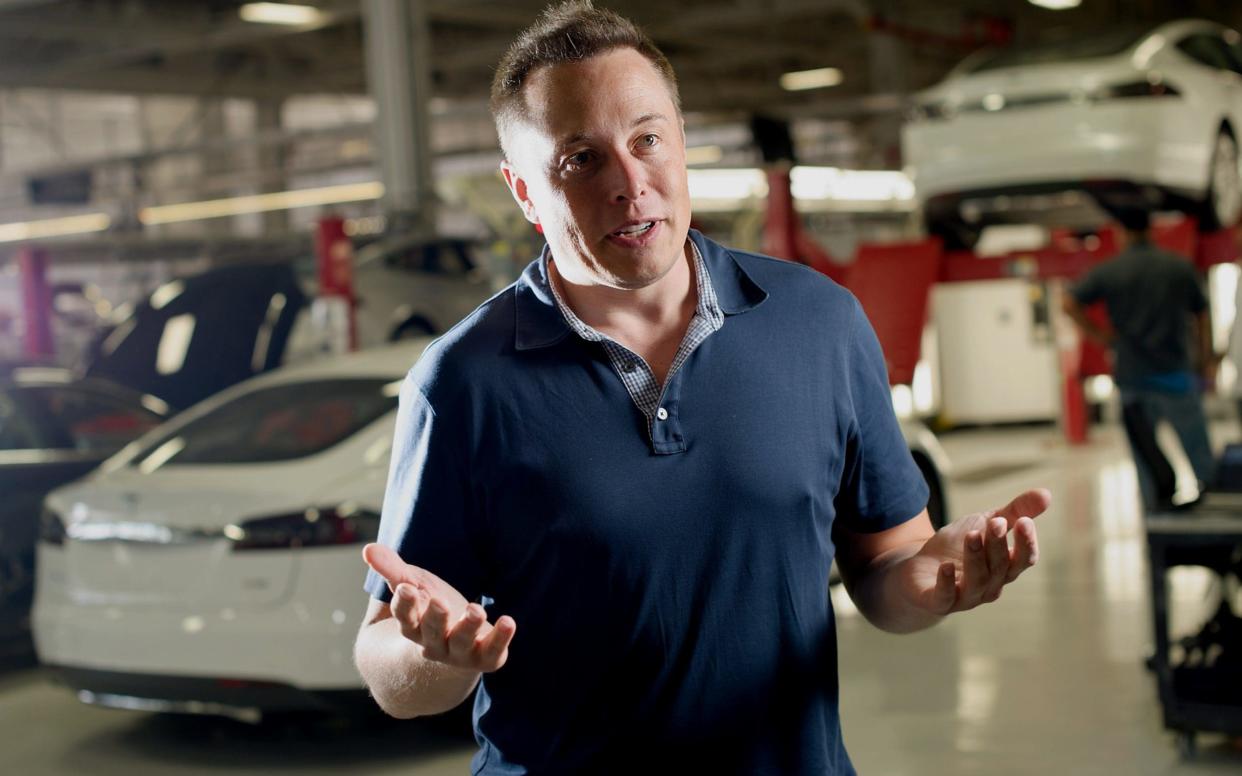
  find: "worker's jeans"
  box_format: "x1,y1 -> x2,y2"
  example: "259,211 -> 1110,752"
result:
1119,388 -> 1215,512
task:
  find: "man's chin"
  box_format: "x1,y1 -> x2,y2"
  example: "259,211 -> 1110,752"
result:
599,241 -> 687,290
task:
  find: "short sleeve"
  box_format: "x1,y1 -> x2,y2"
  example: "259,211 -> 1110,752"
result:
363,371 -> 488,603
835,297 -> 930,532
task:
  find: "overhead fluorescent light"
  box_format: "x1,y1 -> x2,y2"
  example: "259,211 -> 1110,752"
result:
1027,0 -> 1081,9
684,145 -> 723,166
139,181 -> 384,225
239,3 -> 324,26
790,167 -> 914,203
780,67 -> 844,92
686,167 -> 914,213
0,213 -> 110,243
686,169 -> 768,211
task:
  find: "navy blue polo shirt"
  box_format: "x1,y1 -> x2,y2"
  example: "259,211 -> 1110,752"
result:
364,230 -> 928,775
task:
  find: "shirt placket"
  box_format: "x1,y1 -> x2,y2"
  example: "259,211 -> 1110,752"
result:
548,244 -> 723,453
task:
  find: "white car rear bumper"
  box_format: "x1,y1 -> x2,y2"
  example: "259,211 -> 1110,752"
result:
33,546 -> 367,692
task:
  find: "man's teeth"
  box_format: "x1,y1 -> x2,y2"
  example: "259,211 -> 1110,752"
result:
614,222 -> 654,236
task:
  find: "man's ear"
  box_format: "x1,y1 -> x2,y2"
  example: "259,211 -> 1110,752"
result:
500,161 -> 540,226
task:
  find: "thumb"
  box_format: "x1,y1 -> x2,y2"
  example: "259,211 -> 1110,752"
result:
362,543 -> 413,591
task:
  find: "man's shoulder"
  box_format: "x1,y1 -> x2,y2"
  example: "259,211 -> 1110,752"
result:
715,243 -> 855,307
406,282 -> 520,395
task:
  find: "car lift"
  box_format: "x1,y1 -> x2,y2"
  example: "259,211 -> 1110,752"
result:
761,165 -> 1241,445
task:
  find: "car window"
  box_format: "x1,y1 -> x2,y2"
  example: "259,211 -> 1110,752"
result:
0,391 -> 40,451
15,385 -> 163,454
1176,34 -> 1236,72
966,28 -> 1147,74
385,241 -> 474,276
129,378 -> 397,467
1221,30 -> 1242,75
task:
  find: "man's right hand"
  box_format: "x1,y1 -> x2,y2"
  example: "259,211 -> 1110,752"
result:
362,543 -> 516,673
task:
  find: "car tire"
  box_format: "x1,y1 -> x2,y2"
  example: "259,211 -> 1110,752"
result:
390,317 -> 436,341
1202,129 -> 1242,230
914,454 -> 947,530
924,211 -> 982,252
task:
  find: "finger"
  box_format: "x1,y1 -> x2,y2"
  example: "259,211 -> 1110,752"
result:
447,603 -> 488,658
1005,517 -> 1039,583
419,595 -> 452,661
992,488 -> 1052,529
956,530 -> 989,610
362,543 -> 413,591
477,615 -> 517,672
925,561 -> 957,615
982,517 -> 1010,601
390,584 -> 423,642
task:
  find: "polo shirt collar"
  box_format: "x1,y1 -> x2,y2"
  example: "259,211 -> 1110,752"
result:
513,228 -> 767,351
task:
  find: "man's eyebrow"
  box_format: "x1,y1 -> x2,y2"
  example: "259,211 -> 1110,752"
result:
632,112 -> 668,127
553,113 -> 671,152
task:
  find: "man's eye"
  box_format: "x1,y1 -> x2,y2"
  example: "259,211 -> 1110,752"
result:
638,134 -> 660,148
565,151 -> 593,168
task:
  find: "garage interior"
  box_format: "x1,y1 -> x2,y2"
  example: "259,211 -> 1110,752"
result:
3,0 -> 1242,773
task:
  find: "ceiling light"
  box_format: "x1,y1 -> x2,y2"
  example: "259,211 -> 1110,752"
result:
780,67 -> 844,92
1027,0 -> 1082,9
139,181 -> 383,225
790,167 -> 914,203
239,3 -> 324,26
685,145 -> 724,166
0,213 -> 110,243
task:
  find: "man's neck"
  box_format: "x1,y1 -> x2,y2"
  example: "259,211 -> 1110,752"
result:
549,242 -> 696,339
549,243 -> 698,382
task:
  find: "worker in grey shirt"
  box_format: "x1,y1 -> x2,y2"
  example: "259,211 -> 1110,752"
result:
1064,206 -> 1216,511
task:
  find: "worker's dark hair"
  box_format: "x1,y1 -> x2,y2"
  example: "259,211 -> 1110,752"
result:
490,1 -> 680,161
1115,206 -> 1151,235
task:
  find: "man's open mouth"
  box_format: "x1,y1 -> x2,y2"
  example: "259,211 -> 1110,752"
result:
612,221 -> 656,237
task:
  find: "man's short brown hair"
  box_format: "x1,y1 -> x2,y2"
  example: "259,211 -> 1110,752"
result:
490,1 -> 681,161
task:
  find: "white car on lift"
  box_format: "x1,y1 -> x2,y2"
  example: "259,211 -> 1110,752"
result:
903,19 -> 1242,247
32,340 -> 949,721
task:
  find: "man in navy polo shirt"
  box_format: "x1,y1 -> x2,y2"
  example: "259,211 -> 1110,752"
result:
355,3 -> 1049,773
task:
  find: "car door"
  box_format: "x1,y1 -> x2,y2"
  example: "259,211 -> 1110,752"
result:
1174,32 -> 1240,132
0,388 -> 89,632
1218,28 -> 1242,140
0,384 -> 162,629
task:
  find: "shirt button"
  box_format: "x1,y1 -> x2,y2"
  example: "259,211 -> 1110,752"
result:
656,407 -> 669,421
622,361 -> 638,373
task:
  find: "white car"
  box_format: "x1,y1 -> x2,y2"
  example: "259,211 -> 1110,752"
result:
903,19 -> 1242,247
32,339 -> 948,721
351,236 -> 497,342
32,341 -> 429,720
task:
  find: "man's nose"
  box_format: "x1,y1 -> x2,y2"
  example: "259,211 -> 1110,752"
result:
609,154 -> 647,202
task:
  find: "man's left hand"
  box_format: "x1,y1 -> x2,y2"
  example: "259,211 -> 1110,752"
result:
900,488 -> 1050,615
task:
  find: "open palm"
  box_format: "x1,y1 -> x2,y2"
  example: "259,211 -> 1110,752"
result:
900,489 -> 1050,615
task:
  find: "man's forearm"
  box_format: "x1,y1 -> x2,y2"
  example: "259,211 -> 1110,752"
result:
1064,301 -> 1112,346
354,617 -> 481,718
1196,313 -> 1214,368
844,542 -> 945,634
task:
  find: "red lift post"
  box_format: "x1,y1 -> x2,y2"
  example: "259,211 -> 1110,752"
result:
18,244 -> 54,360
314,216 -> 358,352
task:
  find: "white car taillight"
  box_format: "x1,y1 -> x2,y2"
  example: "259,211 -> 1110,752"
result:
40,506 -> 66,547
230,504 -> 380,551
1095,79 -> 1181,100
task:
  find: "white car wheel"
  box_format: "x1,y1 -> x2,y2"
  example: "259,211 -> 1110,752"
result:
1208,131 -> 1242,229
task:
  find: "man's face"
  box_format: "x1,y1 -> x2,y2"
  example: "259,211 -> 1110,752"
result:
500,47 -> 692,290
